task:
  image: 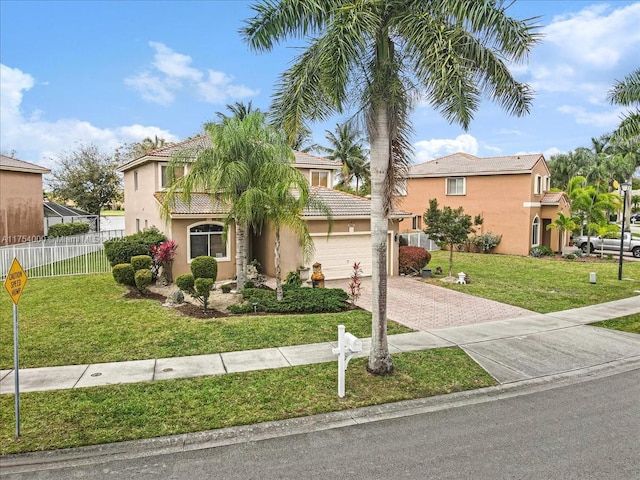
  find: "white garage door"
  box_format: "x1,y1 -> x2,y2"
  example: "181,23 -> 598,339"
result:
311,233 -> 392,280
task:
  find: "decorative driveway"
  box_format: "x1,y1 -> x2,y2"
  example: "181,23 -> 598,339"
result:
325,276 -> 536,331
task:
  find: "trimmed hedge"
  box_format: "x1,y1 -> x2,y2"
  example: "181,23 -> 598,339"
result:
190,256 -> 218,281
104,227 -> 167,266
112,263 -> 135,287
228,286 -> 349,314
399,246 -> 432,275
131,255 -> 152,271
134,269 -> 153,291
48,222 -> 90,238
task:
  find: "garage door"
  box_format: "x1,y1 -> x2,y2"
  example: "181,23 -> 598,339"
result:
311,233 -> 391,280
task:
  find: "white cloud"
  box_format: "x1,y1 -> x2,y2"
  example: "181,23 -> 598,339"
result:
0,64 -> 178,167
543,3 -> 640,68
557,104 -> 623,128
413,134 -> 478,162
126,42 -> 259,106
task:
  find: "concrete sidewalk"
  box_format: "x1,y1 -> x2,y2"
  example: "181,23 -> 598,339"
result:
1,296 -> 639,394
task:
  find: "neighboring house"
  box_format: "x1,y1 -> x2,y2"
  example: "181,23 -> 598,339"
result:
118,136 -> 410,280
397,152 -> 571,255
0,154 -> 50,246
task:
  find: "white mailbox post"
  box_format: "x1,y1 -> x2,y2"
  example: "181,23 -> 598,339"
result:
332,324 -> 363,398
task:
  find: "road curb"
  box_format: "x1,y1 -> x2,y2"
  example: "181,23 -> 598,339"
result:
2,355 -> 638,475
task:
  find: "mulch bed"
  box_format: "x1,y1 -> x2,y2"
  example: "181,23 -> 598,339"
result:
123,289 -> 230,319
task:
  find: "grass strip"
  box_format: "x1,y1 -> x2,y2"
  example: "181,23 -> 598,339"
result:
425,251 -> 640,313
591,314 -> 640,334
0,348 -> 495,454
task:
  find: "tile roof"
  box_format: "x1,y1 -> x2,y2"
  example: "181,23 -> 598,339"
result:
0,154 -> 50,174
408,152 -> 543,177
541,192 -> 568,205
154,187 -> 411,219
119,135 -> 341,170
154,192 -> 230,215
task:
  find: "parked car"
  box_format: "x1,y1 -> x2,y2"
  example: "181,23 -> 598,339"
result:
630,214 -> 640,224
575,231 -> 640,257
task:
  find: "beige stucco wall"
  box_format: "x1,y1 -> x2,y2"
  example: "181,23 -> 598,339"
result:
399,160 -> 566,256
122,163 -> 167,237
0,170 -> 45,245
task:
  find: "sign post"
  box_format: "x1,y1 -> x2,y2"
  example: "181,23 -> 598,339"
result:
4,257 -> 27,437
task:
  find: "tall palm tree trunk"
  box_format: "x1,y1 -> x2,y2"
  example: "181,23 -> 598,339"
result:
236,222 -> 248,289
274,227 -> 283,300
367,105 -> 394,375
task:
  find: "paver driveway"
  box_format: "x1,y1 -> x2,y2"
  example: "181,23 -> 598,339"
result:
325,276 -> 535,331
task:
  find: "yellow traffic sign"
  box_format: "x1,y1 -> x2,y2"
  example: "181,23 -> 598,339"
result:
4,258 -> 27,305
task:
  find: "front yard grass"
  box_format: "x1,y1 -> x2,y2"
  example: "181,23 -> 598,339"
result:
592,314 -> 640,334
425,250 -> 640,313
0,348 -> 495,454
0,274 -> 411,369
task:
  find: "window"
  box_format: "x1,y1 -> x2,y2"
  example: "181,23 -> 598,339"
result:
412,215 -> 421,230
531,216 -> 540,246
544,176 -> 551,192
446,177 -> 465,195
160,165 -> 185,188
311,170 -> 329,187
136,218 -> 141,233
534,174 -> 542,195
189,223 -> 227,260
134,170 -> 139,191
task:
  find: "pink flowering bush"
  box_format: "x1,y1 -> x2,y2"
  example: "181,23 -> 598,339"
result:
150,240 -> 177,285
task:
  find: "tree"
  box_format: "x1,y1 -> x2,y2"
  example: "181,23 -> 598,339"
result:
242,0 -> 539,375
160,111 -> 299,290
318,122 -> 369,195
48,143 -> 122,230
546,212 -> 578,252
589,222 -> 620,258
423,199 -> 482,278
215,101 -> 259,122
607,68 -> 640,143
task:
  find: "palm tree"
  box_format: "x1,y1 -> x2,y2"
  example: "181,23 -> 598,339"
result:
319,122 -> 368,194
161,111 -> 293,289
546,212 -> 578,252
242,1 -> 540,375
607,68 -> 640,143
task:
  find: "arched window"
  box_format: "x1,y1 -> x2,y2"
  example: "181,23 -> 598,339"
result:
531,216 -> 540,247
188,223 -> 228,261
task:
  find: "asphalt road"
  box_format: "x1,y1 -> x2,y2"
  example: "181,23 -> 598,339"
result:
6,368 -> 639,480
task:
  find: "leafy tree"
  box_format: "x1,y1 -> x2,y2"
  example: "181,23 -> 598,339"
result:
215,101 -> 259,122
548,148 -> 593,190
242,0 -> 539,375
589,222 -> 621,258
318,122 -> 369,195
161,111 -> 303,290
423,199 -> 482,278
607,68 -> 640,143
546,212 -> 579,252
48,143 -> 122,230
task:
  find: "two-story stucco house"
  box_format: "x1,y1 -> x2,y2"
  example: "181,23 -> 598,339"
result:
0,155 -> 50,246
398,152 -> 571,256
118,136 -> 410,281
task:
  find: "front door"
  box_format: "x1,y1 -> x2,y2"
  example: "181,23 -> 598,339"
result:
542,219 -> 552,249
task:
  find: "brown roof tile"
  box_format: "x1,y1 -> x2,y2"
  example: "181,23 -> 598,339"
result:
0,154 -> 50,174
153,192 -> 230,215
409,152 -> 543,177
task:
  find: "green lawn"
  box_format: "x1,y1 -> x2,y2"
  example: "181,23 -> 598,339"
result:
0,274 -> 411,369
592,314 -> 640,334
425,250 -> 640,313
0,349 -> 494,454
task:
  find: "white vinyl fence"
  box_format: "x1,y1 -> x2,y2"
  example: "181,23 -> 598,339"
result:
0,230 -> 124,280
399,232 -> 440,251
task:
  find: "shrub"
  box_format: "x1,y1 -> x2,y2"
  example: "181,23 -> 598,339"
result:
112,263 -> 135,287
244,280 -> 256,289
471,231 -> 503,253
564,253 -> 577,260
284,271 -> 302,287
530,245 -> 554,257
104,227 -> 167,266
190,256 -> 218,281
194,277 -> 214,310
228,286 -> 349,314
130,255 -> 152,271
175,274 -> 195,292
399,246 -> 432,275
48,222 -> 90,238
221,283 -> 233,293
134,269 -> 153,292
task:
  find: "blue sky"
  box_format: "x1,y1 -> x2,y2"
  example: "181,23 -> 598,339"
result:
1,0 -> 639,169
